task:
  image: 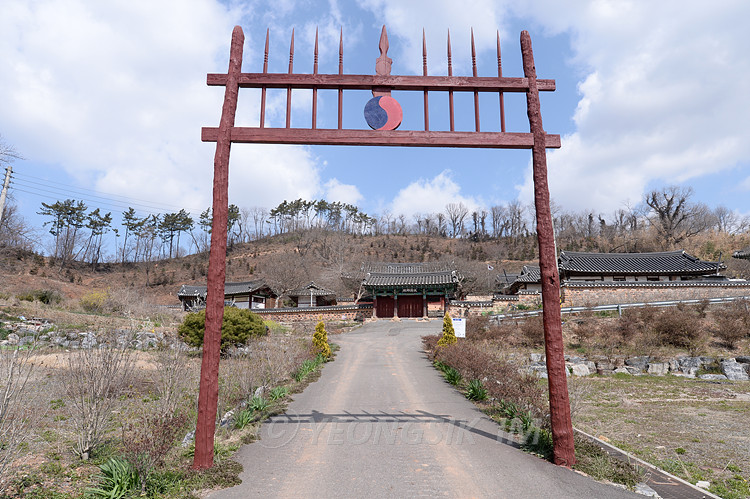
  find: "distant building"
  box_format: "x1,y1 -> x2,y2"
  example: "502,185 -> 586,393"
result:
177,280 -> 277,311
362,262 -> 460,318
501,250 -> 726,294
733,247 -> 750,260
288,282 -> 337,308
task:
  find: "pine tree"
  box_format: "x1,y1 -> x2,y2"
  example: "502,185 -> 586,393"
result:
437,312 -> 457,347
312,321 -> 331,358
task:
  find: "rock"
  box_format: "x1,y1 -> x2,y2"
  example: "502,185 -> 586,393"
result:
721,360 -> 749,381
181,430 -> 195,447
625,356 -> 650,369
613,367 -> 631,375
6,333 -> 19,345
696,480 -> 710,489
596,360 -> 615,372
530,353 -> 542,362
584,360 -> 597,372
647,362 -> 669,375
625,366 -> 642,375
571,364 -> 591,376
698,374 -> 727,381
668,359 -> 679,373
80,333 -> 97,349
634,482 -> 660,497
735,356 -> 750,364
678,356 -> 703,369
18,335 -> 35,346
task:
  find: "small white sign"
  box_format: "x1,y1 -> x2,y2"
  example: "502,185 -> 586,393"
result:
453,317 -> 466,338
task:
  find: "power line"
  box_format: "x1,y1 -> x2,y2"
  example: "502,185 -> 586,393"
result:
10,179 -> 204,218
11,170 -> 205,214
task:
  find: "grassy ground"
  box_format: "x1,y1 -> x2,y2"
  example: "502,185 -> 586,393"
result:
570,373 -> 750,498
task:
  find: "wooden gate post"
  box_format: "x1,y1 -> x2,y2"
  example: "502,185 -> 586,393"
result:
193,25 -> 244,470
521,30 -> 575,467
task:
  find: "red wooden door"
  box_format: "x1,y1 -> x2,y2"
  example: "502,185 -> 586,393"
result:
397,295 -> 423,318
376,296 -> 394,318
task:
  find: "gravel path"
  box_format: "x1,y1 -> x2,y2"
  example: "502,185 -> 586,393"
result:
210,320 -> 637,498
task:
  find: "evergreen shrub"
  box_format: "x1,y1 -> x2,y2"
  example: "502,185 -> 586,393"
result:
177,306 -> 266,351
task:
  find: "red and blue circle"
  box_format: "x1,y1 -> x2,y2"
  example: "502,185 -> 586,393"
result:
364,96 -> 403,130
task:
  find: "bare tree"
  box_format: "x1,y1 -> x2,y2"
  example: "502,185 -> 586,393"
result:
714,206 -> 749,235
643,186 -> 713,249
65,332 -> 135,459
0,343 -> 37,484
260,251 -> 310,307
445,202 -> 469,238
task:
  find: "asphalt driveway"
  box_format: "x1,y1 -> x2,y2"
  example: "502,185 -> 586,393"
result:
209,320 -> 637,498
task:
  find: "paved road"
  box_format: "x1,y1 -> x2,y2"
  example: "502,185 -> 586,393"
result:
210,320 -> 637,498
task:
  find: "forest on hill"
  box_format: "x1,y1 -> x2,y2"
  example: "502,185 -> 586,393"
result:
1,177 -> 750,306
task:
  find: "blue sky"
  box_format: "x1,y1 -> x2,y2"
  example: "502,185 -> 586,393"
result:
2,0 -> 749,252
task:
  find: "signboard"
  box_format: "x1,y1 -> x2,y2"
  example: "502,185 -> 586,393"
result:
453,317 -> 466,338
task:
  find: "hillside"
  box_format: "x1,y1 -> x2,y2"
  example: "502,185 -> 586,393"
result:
1,228 -> 748,310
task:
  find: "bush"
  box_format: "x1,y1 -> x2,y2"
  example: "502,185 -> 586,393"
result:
437,313 -> 457,347
80,290 -> 108,313
520,317 -> 545,347
85,457 -> 139,498
177,307 -> 266,351
653,305 -> 706,352
16,289 -> 62,305
466,379 -> 488,401
312,321 -> 331,358
713,300 -> 750,349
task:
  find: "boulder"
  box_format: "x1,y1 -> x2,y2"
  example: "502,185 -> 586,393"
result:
735,356 -> 750,364
625,356 -> 650,370
721,360 -> 749,381
613,367 -> 631,375
6,333 -> 19,345
698,374 -> 727,381
529,353 -> 542,362
571,364 -> 591,376
647,362 -> 669,376
668,359 -> 679,373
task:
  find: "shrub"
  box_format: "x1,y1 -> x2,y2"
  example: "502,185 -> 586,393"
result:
269,386 -> 289,401
177,307 -> 266,351
80,290 -> 108,313
234,409 -> 254,429
437,313 -> 457,347
653,305 -> 706,352
520,317 -> 545,347
466,379 -> 488,401
713,300 -> 750,349
249,395 -> 269,413
312,321 -> 331,358
121,412 -> 188,492
443,366 -> 463,386
85,456 -> 139,498
16,289 -> 61,304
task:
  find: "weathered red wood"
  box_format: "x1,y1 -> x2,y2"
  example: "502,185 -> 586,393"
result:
422,30 -> 429,131
497,31 -> 506,133
471,28 -> 480,132
521,30 -> 575,467
312,28 -> 318,129
286,29 -> 294,129
447,30 -> 455,131
260,29 -> 269,128
202,126 -> 560,149
207,73 -> 556,92
193,25 -> 244,470
338,29 -> 343,130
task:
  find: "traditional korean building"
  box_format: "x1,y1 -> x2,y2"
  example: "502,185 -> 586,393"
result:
177,280 -> 277,311
558,250 -> 725,282
501,250 -> 726,295
288,282 -> 337,307
362,262 -> 460,319
733,247 -> 750,260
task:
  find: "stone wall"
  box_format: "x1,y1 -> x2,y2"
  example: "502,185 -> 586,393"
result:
562,282 -> 750,307
254,304 -> 373,323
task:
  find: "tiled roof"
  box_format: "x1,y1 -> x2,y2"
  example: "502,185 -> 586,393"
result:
362,262 -> 459,287
515,266 -> 541,282
289,281 -> 336,297
734,247 -> 750,259
558,250 -> 724,275
177,280 -> 273,298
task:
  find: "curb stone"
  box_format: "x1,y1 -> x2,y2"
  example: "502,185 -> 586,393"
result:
574,428 -> 722,499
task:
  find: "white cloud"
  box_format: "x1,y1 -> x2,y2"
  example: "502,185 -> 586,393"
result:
390,170 -> 480,218
0,0 -> 324,216
513,1 -> 750,212
323,178 -> 363,205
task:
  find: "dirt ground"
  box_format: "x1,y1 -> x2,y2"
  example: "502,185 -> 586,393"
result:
570,373 -> 750,495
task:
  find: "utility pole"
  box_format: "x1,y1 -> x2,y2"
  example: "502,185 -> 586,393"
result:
0,165 -> 11,227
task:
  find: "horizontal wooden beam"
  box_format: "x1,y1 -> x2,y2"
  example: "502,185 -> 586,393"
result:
207,73 -> 555,93
201,127 -> 561,149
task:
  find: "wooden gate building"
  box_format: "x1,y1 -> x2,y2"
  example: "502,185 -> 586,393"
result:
362,263 -> 460,318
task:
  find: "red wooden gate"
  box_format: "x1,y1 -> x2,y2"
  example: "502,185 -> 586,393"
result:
376,297 -> 395,318
398,295 -> 423,318
195,24 -> 574,469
